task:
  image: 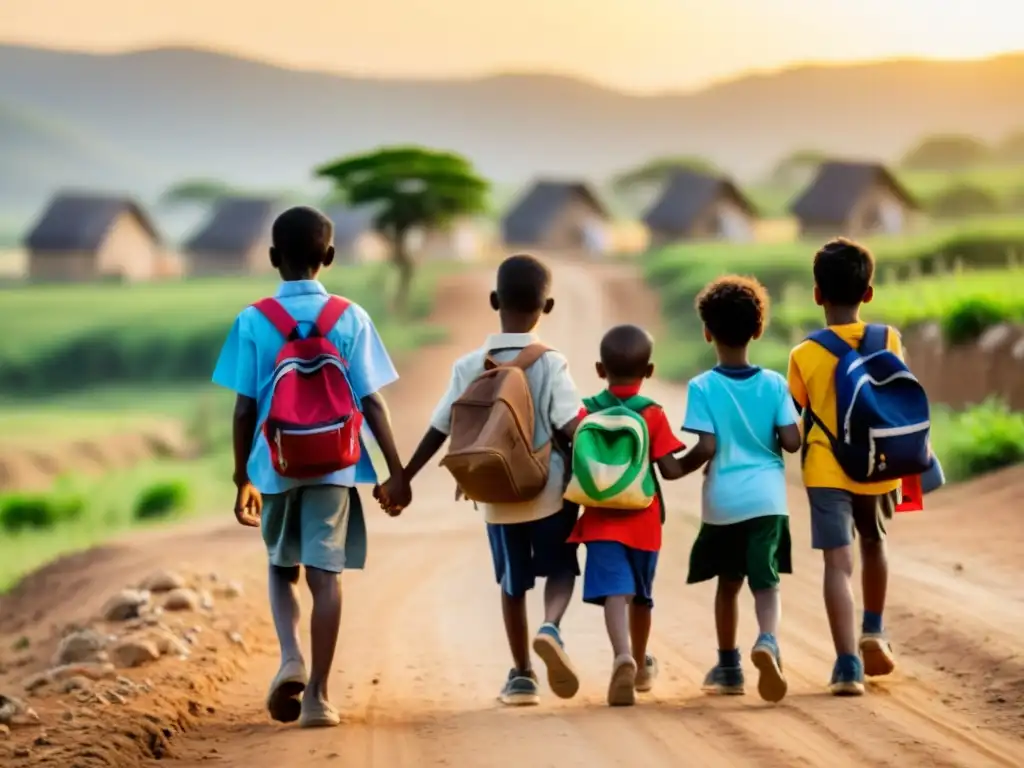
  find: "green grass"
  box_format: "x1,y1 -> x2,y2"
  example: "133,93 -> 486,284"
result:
0,262 -> 451,395
0,450 -> 235,591
928,400 -> 1024,484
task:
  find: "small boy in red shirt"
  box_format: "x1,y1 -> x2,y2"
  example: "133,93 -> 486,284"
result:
567,324 -> 687,706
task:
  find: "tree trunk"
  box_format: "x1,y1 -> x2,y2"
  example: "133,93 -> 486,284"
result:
392,228 -> 415,316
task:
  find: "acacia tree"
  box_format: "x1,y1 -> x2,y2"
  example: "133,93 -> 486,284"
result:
316,146 -> 489,312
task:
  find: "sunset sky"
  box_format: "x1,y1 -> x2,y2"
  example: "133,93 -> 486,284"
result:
5,0 -> 1023,91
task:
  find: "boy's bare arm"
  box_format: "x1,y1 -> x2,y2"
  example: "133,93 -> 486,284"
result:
657,432 -> 716,480
778,424 -> 802,454
361,392 -> 405,481
403,427 -> 448,483
231,394 -> 261,526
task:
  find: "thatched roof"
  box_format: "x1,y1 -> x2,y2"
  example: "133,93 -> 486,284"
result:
642,170 -> 756,233
501,180 -> 608,244
324,205 -> 381,248
184,197 -> 277,254
24,192 -> 161,252
789,161 -> 917,224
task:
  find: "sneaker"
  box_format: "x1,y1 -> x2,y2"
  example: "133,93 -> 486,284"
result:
829,655 -> 866,696
701,665 -> 745,695
265,658 -> 307,723
607,654 -> 638,707
634,654 -> 659,693
750,635 -> 788,703
532,622 -> 580,699
859,633 -> 897,677
499,668 -> 540,706
298,696 -> 341,728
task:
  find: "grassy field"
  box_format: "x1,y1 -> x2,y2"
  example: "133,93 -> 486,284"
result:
0,262 -> 451,396
748,167 -> 1024,218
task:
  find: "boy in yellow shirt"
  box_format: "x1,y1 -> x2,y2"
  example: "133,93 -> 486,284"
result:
787,238 -> 902,696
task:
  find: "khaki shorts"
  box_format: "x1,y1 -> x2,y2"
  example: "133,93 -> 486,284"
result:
807,488 -> 895,551
261,485 -> 367,573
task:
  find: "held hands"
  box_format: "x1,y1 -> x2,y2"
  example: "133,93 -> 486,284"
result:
233,481 -> 262,527
374,474 -> 412,517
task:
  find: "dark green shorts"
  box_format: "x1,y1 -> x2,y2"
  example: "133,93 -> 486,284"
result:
687,515 -> 792,592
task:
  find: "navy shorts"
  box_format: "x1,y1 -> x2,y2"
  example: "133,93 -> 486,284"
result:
487,502 -> 580,598
582,540 -> 658,608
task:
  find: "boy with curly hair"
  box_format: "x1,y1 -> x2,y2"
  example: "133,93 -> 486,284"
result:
682,276 -> 801,703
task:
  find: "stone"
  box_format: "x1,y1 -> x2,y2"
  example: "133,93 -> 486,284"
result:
199,590 -> 215,611
162,588 -> 200,612
139,569 -> 186,593
149,630 -> 191,658
110,639 -> 160,669
14,748 -> 30,758
107,689 -> 127,705
53,628 -> 107,666
0,693 -> 39,727
216,581 -> 244,599
101,589 -> 150,622
49,662 -> 116,682
0,723 -> 9,739
61,676 -> 92,694
23,674 -> 50,694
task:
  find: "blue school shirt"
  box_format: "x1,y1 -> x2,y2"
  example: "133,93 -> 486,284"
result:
211,279 -> 398,494
682,366 -> 798,525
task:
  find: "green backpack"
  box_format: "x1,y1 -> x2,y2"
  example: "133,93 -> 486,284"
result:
564,390 -> 658,511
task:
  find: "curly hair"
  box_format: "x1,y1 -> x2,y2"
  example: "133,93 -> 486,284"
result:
812,238 -> 875,306
695,275 -> 770,347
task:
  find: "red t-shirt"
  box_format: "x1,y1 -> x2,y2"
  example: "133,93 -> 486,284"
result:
567,384 -> 685,552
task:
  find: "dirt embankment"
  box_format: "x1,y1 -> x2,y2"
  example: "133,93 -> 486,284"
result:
0,422 -> 195,493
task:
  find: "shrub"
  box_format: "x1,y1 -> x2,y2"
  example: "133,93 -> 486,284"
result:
939,297 -> 1011,345
928,184 -> 1001,219
133,481 -> 191,521
0,493 -> 85,532
937,400 -> 1024,482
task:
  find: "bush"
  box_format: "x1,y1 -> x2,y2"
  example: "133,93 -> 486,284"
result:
133,481 -> 191,521
0,493 -> 85,532
928,184 -> 1001,219
939,297 -> 1011,345
935,400 -> 1024,482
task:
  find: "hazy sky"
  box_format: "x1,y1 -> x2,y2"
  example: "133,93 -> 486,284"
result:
5,0 -> 1023,91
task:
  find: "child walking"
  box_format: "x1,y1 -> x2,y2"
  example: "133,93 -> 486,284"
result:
788,238 -> 927,695
565,324 -> 687,706
212,206 -> 407,728
389,254 -> 584,706
681,276 -> 801,703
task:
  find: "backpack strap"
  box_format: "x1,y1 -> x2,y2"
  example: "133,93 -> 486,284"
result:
859,323 -> 889,355
806,328 -> 853,359
252,298 -> 301,341
485,343 -> 551,371
312,296 -> 351,338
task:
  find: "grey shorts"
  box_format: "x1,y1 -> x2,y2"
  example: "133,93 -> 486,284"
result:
807,488 -> 894,550
261,485 -> 367,573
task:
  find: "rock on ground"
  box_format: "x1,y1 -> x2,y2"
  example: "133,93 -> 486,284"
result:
101,589 -> 151,622
53,628 -> 107,666
162,588 -> 200,612
110,639 -> 160,669
139,570 -> 186,593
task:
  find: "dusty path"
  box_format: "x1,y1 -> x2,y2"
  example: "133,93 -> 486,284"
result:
3,261 -> 1024,767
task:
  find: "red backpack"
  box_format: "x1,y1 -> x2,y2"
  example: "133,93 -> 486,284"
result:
252,295 -> 362,479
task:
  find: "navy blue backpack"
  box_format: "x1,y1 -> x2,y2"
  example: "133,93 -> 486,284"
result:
803,324 -> 931,483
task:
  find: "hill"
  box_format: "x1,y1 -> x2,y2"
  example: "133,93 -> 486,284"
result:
0,45 -> 1022,222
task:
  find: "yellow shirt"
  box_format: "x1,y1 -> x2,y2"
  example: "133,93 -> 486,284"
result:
787,322 -> 903,494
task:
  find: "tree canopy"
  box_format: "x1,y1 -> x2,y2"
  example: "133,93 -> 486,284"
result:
159,178 -> 234,207
315,146 -> 489,310
901,135 -> 991,172
611,155 -> 720,194
768,149 -> 826,186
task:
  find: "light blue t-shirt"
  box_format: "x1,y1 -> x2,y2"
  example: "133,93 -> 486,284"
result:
212,279 -> 398,494
682,365 -> 798,525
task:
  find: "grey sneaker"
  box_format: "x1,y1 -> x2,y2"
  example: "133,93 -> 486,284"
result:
499,668 -> 540,706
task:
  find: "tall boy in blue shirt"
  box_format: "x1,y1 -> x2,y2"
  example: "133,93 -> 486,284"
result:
680,276 -> 802,703
212,206 -> 407,728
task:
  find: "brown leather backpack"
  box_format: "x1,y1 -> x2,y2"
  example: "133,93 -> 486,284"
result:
440,344 -> 552,504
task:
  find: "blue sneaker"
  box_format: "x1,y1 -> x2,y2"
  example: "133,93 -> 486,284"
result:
532,622 -> 580,699
750,634 -> 787,703
829,655 -> 866,696
499,668 -> 539,706
701,664 -> 745,695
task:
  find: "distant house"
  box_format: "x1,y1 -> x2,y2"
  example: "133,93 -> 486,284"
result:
642,170 -> 757,246
325,206 -> 388,264
24,192 -> 163,282
501,180 -> 610,254
790,161 -> 918,238
183,197 -> 277,276
416,217 -> 489,262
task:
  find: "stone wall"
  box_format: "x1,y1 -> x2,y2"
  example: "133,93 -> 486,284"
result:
905,322 -> 1024,410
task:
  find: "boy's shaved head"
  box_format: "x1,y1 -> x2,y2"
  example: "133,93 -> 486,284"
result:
270,205 -> 335,274
600,324 -> 654,380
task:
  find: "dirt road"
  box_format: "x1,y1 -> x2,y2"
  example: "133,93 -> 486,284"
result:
3,261 -> 1023,767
